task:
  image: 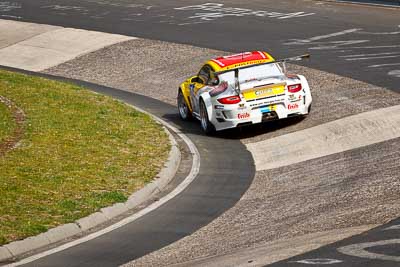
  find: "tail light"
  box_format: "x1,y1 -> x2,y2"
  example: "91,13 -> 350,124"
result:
217,95 -> 241,104
287,84 -> 302,93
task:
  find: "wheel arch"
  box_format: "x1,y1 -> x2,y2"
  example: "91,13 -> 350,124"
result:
199,93 -> 214,122
179,86 -> 193,112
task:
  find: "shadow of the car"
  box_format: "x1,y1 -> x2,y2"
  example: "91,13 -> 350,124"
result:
216,116 -> 306,139
163,111 -> 306,140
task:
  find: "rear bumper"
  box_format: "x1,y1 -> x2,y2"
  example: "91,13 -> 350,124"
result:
210,99 -> 311,131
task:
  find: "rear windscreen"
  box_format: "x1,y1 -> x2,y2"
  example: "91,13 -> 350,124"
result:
239,64 -> 282,83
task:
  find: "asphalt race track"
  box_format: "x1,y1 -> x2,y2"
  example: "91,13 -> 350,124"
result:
0,1 -> 399,266
1,0 -> 399,92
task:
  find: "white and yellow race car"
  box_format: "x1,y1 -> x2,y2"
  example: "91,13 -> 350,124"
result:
177,51 -> 312,134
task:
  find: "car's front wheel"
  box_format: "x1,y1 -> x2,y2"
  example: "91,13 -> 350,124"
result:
177,89 -> 192,120
199,99 -> 215,135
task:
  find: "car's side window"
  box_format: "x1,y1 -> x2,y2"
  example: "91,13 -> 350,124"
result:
198,65 -> 211,84
208,70 -> 219,86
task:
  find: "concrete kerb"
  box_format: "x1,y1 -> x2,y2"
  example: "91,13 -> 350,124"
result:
0,20 -> 137,72
0,104 -> 182,263
247,104 -> 400,171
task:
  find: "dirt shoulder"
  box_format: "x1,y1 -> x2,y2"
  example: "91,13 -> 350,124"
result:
0,96 -> 25,157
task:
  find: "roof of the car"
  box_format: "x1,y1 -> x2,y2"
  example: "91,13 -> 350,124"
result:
207,51 -> 275,72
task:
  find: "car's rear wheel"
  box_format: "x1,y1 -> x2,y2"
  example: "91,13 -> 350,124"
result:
199,99 -> 215,135
177,89 -> 192,120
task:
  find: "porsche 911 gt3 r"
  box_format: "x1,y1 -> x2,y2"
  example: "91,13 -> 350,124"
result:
177,51 -> 312,134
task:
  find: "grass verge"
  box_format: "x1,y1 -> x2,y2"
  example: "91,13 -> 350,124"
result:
0,69 -> 170,245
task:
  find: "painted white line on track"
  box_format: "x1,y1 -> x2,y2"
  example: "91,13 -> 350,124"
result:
285,29 -> 361,44
0,15 -> 22,19
358,25 -> 400,35
340,52 -> 400,58
382,224 -> 400,231
338,239 -> 400,262
292,258 -> 343,264
306,40 -> 369,49
5,113 -> 201,267
384,225 -> 400,231
368,63 -> 400,68
388,70 -> 400,77
304,29 -> 362,42
344,55 -> 400,61
344,45 -> 400,49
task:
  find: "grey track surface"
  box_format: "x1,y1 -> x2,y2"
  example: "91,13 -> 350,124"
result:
2,0 -> 400,92
129,138 -> 400,266
43,39 -> 400,266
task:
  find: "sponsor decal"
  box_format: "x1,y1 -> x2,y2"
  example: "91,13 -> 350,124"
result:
237,112 -> 250,119
224,60 -> 270,70
260,104 -> 276,113
243,85 -> 285,101
210,51 -> 272,69
255,88 -> 273,96
249,98 -> 285,107
289,94 -> 302,102
288,103 -> 299,110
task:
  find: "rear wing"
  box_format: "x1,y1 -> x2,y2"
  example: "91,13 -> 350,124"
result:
278,53 -> 310,74
215,53 -> 310,75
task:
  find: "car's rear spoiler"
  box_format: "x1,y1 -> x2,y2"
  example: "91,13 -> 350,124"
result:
215,53 -> 310,75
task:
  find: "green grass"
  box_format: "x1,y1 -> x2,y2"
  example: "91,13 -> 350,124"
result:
0,70 -> 170,245
0,100 -> 16,144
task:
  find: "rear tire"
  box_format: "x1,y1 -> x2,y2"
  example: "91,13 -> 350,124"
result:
177,89 -> 192,120
199,100 -> 215,135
